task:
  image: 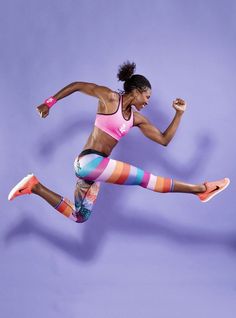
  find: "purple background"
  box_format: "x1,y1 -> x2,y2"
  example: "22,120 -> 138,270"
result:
1,0 -> 236,317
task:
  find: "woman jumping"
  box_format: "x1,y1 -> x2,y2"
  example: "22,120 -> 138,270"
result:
8,61 -> 230,223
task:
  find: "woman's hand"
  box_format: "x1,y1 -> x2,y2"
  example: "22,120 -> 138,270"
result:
37,104 -> 50,118
172,98 -> 187,114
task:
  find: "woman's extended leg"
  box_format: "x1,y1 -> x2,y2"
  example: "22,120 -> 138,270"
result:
74,153 -> 205,193
74,153 -> 229,201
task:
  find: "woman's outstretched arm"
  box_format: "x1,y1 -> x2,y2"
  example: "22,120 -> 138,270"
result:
37,82 -> 115,118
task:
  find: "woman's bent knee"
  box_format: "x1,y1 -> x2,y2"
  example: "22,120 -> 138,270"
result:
75,207 -> 92,223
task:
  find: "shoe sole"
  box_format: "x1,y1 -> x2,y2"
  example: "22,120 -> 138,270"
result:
201,178 -> 230,203
8,174 -> 34,201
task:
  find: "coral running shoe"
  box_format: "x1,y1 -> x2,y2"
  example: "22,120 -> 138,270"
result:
8,174 -> 39,201
198,178 -> 230,203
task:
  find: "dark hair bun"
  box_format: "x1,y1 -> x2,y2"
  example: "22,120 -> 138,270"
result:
117,61 -> 136,82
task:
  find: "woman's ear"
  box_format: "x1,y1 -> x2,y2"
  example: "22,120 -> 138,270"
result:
132,88 -> 139,98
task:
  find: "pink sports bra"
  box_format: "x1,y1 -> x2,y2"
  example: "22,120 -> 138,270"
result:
94,94 -> 134,141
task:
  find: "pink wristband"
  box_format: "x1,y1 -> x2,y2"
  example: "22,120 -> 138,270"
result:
44,96 -> 57,108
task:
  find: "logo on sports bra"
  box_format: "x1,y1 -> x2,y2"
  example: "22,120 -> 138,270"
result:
119,124 -> 126,134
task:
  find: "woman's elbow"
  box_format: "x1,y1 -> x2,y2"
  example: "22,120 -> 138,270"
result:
161,140 -> 169,147
158,136 -> 169,147
153,139 -> 168,147
160,133 -> 171,147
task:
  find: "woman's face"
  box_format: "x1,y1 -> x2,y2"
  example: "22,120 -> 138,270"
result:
133,88 -> 151,111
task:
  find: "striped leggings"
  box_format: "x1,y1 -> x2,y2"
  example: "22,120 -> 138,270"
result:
55,150 -> 174,223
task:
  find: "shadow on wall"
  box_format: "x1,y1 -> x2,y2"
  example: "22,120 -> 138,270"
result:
4,97 -> 220,262
4,202 -> 236,263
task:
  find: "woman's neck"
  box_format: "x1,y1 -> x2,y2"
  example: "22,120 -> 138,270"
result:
122,93 -> 133,111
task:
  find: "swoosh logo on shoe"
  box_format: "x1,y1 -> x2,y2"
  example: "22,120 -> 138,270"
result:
209,186 -> 220,193
19,188 -> 27,193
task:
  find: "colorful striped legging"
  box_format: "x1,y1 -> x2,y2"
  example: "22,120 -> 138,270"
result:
55,151 -> 174,223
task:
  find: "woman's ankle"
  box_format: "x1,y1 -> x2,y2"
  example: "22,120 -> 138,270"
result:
194,184 -> 206,193
31,182 -> 42,194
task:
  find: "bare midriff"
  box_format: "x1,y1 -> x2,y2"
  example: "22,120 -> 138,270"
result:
82,126 -> 118,156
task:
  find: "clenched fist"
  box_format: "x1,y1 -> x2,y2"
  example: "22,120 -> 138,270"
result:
37,104 -> 50,118
172,98 -> 187,114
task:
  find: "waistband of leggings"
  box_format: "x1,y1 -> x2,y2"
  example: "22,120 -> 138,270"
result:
78,149 -> 109,158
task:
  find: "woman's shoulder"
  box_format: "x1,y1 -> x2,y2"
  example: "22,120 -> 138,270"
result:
92,84 -> 119,103
97,90 -> 120,114
108,90 -> 120,102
